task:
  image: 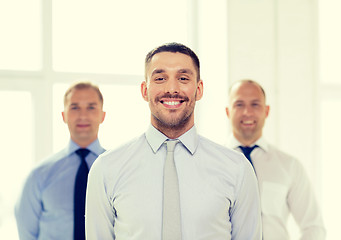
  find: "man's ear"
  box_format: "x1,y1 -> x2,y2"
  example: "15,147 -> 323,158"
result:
265,105 -> 270,118
225,107 -> 230,119
141,81 -> 149,102
62,111 -> 66,123
195,79 -> 204,101
101,111 -> 106,123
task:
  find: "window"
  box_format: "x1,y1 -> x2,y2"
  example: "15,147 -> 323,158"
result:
0,0 -> 41,70
319,0 -> 341,238
319,0 -> 341,85
52,0 -> 189,75
0,91 -> 33,239
320,100 -> 341,238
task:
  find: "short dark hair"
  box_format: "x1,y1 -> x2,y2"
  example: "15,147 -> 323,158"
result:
145,42 -> 200,81
64,81 -> 103,107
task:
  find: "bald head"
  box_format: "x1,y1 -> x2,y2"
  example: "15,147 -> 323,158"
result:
228,79 -> 266,104
226,79 -> 269,146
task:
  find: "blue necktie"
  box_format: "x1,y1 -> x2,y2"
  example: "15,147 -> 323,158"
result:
74,148 -> 90,240
239,145 -> 258,166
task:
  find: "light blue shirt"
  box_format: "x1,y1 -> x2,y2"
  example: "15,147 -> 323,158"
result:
85,126 -> 262,240
15,139 -> 105,240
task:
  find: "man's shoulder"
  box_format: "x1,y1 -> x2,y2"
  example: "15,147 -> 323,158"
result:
266,143 -> 297,161
265,143 -> 307,173
97,134 -> 146,161
23,148 -> 69,185
198,135 -> 245,162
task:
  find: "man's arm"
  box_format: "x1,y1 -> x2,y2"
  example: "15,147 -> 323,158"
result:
85,158 -> 115,239
287,160 -> 326,240
15,172 -> 42,240
230,159 -> 262,240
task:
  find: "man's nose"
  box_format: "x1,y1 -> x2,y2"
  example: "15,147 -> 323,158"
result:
165,78 -> 180,94
79,109 -> 88,118
243,105 -> 253,115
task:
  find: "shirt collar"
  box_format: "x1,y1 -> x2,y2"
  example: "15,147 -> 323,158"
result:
145,124 -> 199,155
66,138 -> 105,156
227,135 -> 269,152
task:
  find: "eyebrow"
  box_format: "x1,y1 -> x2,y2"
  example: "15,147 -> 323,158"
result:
151,68 -> 194,77
178,69 -> 194,75
69,102 -> 98,106
151,69 -> 165,77
233,99 -> 262,104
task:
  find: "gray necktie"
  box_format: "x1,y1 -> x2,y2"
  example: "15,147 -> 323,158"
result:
162,139 -> 182,240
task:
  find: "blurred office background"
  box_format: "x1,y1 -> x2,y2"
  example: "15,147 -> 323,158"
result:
0,0 -> 339,239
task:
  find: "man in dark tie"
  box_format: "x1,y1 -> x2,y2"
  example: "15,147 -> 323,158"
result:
15,81 -> 106,240
225,79 -> 326,240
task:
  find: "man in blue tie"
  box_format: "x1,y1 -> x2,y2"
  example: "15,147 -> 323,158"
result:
85,43 -> 262,240
15,81 -> 106,240
225,79 -> 326,240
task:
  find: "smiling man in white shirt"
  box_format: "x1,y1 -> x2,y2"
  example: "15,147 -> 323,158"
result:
85,43 -> 262,240
225,79 -> 326,240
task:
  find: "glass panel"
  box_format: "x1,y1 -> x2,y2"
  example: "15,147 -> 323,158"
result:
319,0 -> 341,85
53,83 -> 149,152
0,91 -> 33,239
52,0 -> 189,75
321,99 -> 341,239
53,83 -> 69,152
0,0 -> 41,70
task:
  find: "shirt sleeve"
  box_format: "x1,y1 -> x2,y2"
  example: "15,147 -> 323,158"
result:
85,158 -> 116,239
287,160 -> 326,240
230,159 -> 262,240
14,171 -> 42,240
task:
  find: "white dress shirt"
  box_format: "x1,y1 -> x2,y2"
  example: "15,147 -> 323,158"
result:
85,125 -> 262,240
227,136 -> 326,240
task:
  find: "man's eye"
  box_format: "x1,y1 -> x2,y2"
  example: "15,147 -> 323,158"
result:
155,77 -> 165,81
179,77 -> 189,81
71,106 -> 79,110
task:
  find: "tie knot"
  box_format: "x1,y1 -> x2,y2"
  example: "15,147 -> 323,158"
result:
239,145 -> 258,155
165,139 -> 179,153
75,148 -> 90,160
239,145 -> 258,162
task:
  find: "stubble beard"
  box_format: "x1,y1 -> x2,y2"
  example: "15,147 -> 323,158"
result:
150,92 -> 197,136
238,126 -> 261,144
152,109 -> 193,133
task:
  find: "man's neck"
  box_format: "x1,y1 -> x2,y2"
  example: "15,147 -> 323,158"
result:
72,137 -> 97,149
235,135 -> 261,147
153,123 -> 193,139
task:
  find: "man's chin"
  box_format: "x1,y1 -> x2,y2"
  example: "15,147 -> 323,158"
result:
240,131 -> 256,139
154,116 -> 191,131
73,132 -> 93,141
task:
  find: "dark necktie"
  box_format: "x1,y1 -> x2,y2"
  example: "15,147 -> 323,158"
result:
239,145 -> 258,166
74,148 -> 90,240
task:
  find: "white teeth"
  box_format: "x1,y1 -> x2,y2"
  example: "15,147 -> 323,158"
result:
164,101 -> 180,105
243,120 -> 254,124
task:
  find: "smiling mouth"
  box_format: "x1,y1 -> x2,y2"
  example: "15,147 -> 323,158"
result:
241,120 -> 255,125
160,100 -> 185,105
77,124 -> 90,128
160,99 -> 185,108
